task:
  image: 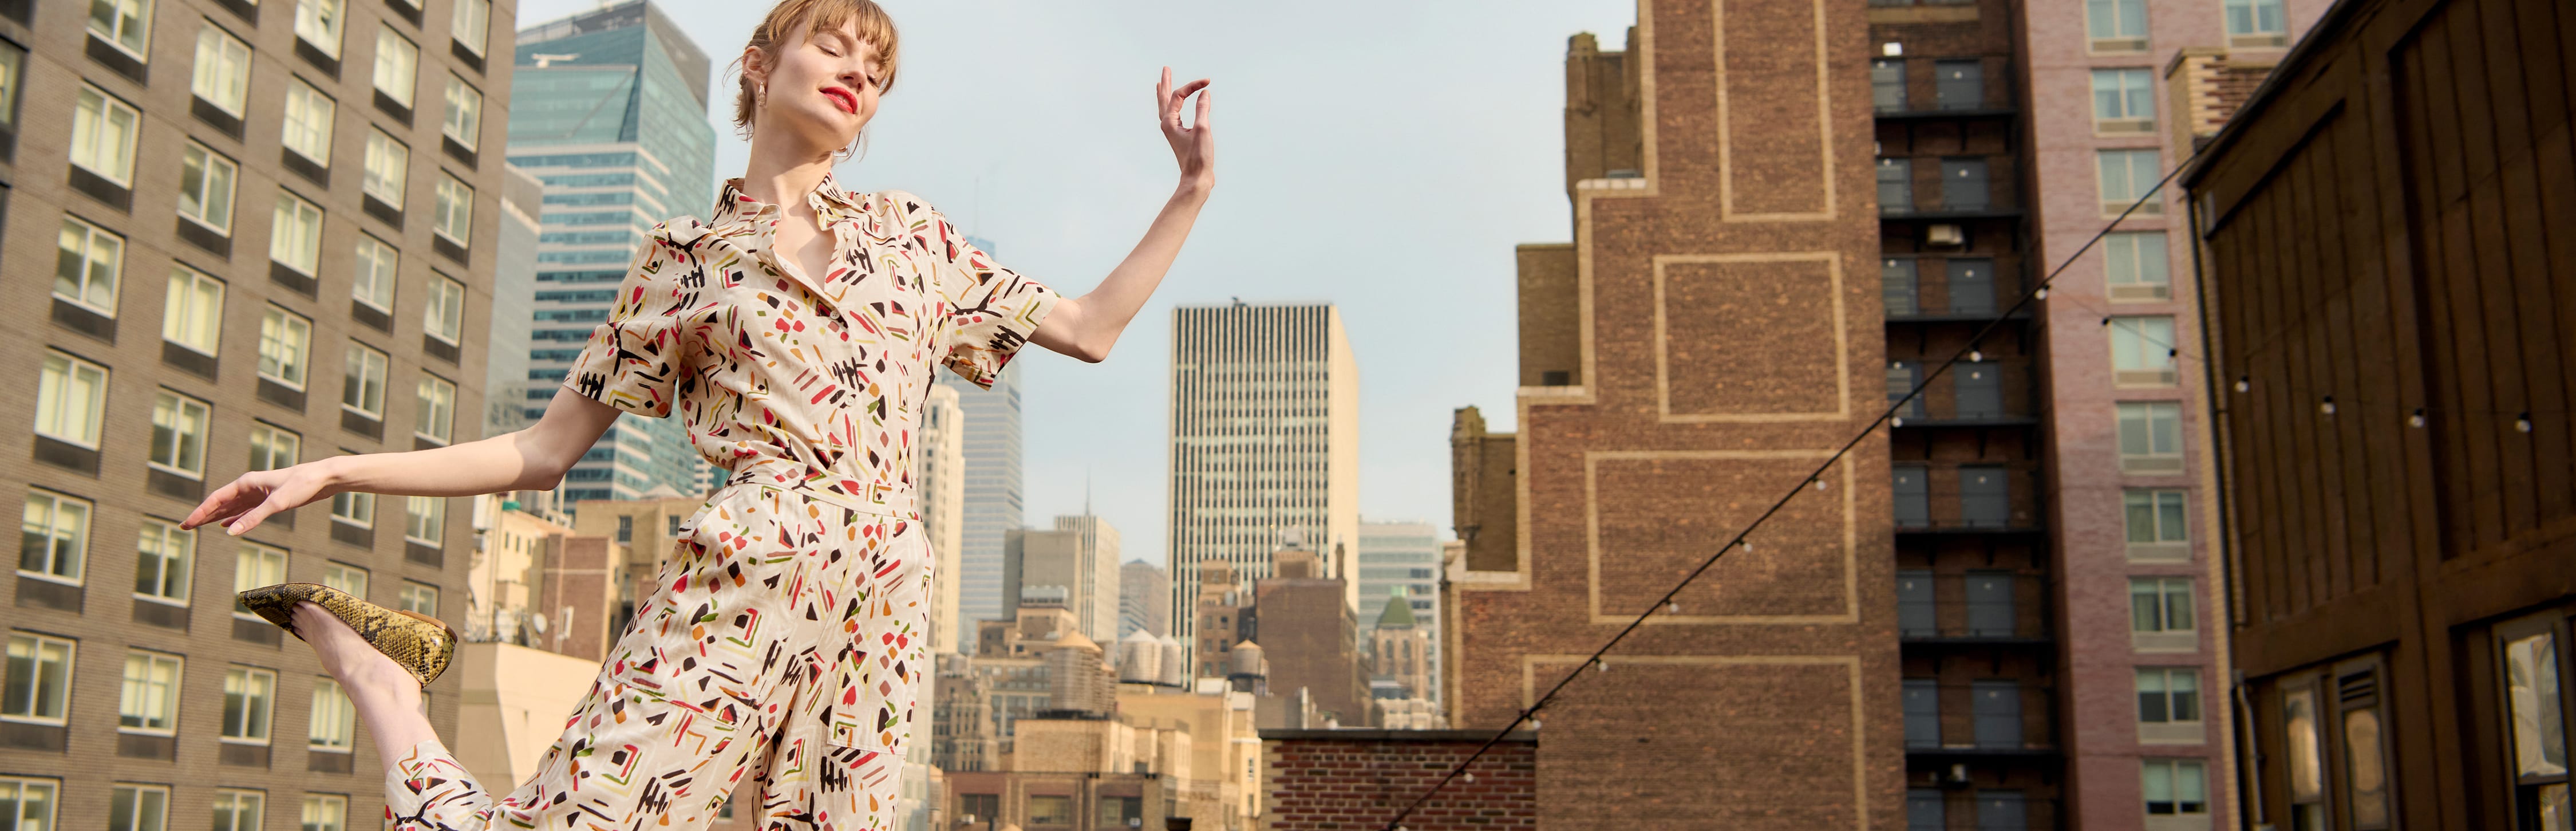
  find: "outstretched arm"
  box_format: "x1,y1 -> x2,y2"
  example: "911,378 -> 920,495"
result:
1029,66 -> 1215,363
180,390 -> 622,535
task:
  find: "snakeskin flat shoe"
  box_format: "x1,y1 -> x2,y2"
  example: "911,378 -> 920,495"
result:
237,582 -> 458,687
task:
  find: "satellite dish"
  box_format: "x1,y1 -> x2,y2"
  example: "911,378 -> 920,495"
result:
531,613 -> 549,634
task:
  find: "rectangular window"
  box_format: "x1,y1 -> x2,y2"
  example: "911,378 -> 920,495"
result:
442,75 -> 483,150
320,562 -> 366,598
179,143 -> 240,234
1902,678 -> 1939,746
35,352 -> 110,448
232,544 -> 285,616
1955,362 -> 2002,419
1965,571 -> 2015,637
271,192 -> 325,275
415,376 -> 455,444
110,783 -> 168,831
2105,231 -> 2172,301
2225,0 -> 2288,46
1878,158 -> 1914,214
2088,0 -> 2150,51
1947,258 -> 1997,316
2097,149 -> 2164,216
282,80 -> 335,166
88,0 -> 154,58
1882,258 -> 1919,317
2125,489 -> 2190,558
1,633 -> 75,723
1871,60 -> 1906,112
56,216 -> 126,314
1907,790 -> 1945,831
1971,680 -> 2022,748
1958,465 -> 2009,527
372,27 -> 417,108
343,344 -> 388,418
2093,68 -> 2156,133
2137,667 -> 2203,724
192,23 -> 253,116
452,0 -> 491,57
1934,60 -> 1982,110
19,491 -> 93,584
73,86 -> 143,186
1893,465 -> 1929,527
0,41 -> 21,130
119,651 -> 183,732
2110,316 -> 2179,387
135,519 -> 194,603
299,794 -> 343,831
1888,361 -> 1923,419
362,131 -> 409,209
398,582 -> 437,616
2503,631 -> 2567,830
220,667 -> 275,742
2117,401 -> 2185,474
294,0 -> 344,57
149,390 -> 212,478
434,174 -> 473,245
309,678 -> 355,749
405,495 -> 445,545
330,490 -> 374,529
259,307 -> 315,389
425,275 -> 465,344
1940,158 -> 1990,211
2142,758 -> 2209,816
1026,795 -> 1073,826
248,423 -> 300,474
353,236 -> 398,312
212,789 -> 263,831
2131,576 -> 2197,650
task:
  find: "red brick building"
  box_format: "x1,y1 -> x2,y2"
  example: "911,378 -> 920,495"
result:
1261,730 -> 1535,831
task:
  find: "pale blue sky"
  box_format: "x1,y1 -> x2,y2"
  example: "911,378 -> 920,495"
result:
515,0 -> 1636,565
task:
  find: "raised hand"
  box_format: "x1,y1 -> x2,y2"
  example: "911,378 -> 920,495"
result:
1157,66 -> 1214,191
180,463 -> 335,536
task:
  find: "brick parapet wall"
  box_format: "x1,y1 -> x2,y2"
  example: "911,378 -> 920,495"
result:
1261,731 -> 1535,831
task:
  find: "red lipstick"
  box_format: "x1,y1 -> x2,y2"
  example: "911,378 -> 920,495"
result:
822,87 -> 858,114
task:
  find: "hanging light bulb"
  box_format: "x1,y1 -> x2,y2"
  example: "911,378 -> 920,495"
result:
1595,659 -> 1609,673
1741,541 -> 1755,552
2235,376 -> 2250,393
2320,397 -> 2337,415
2517,412 -> 2534,433
1814,478 -> 1830,491
1529,717 -> 1542,730
2033,287 -> 2049,300
1891,416 -> 1906,427
2409,408 -> 2427,428
1463,773 -> 1475,783
1969,350 -> 1984,363
1666,600 -> 1680,615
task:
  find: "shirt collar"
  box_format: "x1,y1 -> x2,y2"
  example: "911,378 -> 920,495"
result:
713,172 -> 871,229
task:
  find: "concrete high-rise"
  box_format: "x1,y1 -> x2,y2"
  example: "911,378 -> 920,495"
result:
1356,520 -> 1439,702
507,0 -> 716,506
1119,560 -> 1170,639
0,0 -> 507,827
918,383 -> 967,654
1166,302 -> 1358,676
939,234 -> 1024,645
999,514 -> 1121,641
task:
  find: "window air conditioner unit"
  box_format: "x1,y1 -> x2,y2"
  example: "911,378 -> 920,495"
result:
1926,224 -> 1965,247
2108,284 -> 2172,302
2097,118 -> 2156,135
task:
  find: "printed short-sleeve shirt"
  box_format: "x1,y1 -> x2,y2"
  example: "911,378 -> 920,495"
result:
559,173 -> 1061,509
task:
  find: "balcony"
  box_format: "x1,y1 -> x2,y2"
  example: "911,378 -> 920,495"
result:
1881,257 -> 2028,322
1902,679 -> 2061,756
1892,463 -> 2045,534
1910,792 -> 2068,831
1897,572 -> 2053,644
1886,360 -> 2037,427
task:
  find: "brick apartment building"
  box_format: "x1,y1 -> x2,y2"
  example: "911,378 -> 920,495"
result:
0,1 -> 511,830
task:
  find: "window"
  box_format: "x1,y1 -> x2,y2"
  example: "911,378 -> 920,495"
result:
136,519 -> 194,604
1026,795 -> 1073,825
232,544 -> 285,616
2097,149 -> 2164,215
2137,667 -> 2203,726
2,633 -> 74,723
2093,69 -> 2155,133
149,390 -> 213,478
220,667 -> 275,742
343,344 -> 388,418
452,0 -> 491,57
294,0 -> 344,57
2117,401 -> 2184,474
260,308 -> 314,388
179,143 -> 240,234
1955,362 -> 2002,419
282,80 -> 335,166
1977,793 -> 2028,831
362,131 -> 408,209
1096,796 -> 1143,828
110,783 -> 168,831
353,236 -> 398,312
1958,466 -> 2008,527
0,779 -> 57,831
2225,0 -> 2288,46
1878,158 -> 1914,214
415,376 -> 455,444
212,789 -> 263,831
1881,259 -> 1919,317
958,794 -> 1000,825
404,496 -> 444,545
2124,490 -> 2190,559
2503,630 -> 2567,831
1871,60 -> 1905,112
299,794 -> 343,831
398,582 -> 437,616
1907,790 -> 1945,831
442,75 -> 483,150
1971,680 -> 2021,748
271,192 -> 325,274
35,352 -> 110,448
330,490 -> 374,529
56,216 -> 126,314
309,678 -> 355,749
425,275 -> 465,344
616,515 -> 633,542
2105,232 -> 2171,301
2088,0 -> 2150,51
1947,259 -> 1996,315
120,651 -> 183,732
1940,158 -> 1989,211
373,27 -> 417,108
20,491 -> 93,584
73,85 -> 143,186
0,41 -> 21,130
88,0 -> 153,58
1933,60 -> 1982,110
2141,758 -> 2209,816
192,23 -> 253,115
320,562 -> 366,598
250,423 -> 301,471
434,174 -> 473,245
1965,571 -> 2015,637
1893,465 -> 1929,527
2110,316 -> 2179,387
1887,361 -> 1923,419
2132,577 -> 2196,650
1902,678 -> 1938,745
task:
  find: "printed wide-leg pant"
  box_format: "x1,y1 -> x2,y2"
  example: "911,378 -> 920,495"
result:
383,485 -> 933,831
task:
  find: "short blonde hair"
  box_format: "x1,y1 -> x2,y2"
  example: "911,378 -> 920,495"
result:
731,0 -> 900,131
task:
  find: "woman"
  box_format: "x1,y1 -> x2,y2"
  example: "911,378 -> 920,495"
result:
182,0 -> 1212,827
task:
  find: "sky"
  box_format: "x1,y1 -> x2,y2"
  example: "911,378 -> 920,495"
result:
514,0 -> 1639,566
